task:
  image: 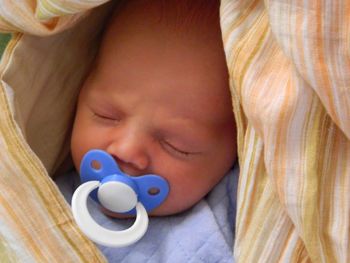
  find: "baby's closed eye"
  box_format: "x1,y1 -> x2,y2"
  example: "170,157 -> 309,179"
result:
160,139 -> 196,157
88,101 -> 124,124
93,111 -> 120,122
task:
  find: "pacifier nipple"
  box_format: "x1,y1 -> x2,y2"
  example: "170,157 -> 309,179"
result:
98,181 -> 137,213
71,150 -> 169,247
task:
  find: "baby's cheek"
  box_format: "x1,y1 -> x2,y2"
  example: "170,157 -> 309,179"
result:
173,172 -> 210,207
71,124 -> 98,169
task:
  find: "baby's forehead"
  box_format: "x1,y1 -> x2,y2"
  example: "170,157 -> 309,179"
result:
86,70 -> 233,131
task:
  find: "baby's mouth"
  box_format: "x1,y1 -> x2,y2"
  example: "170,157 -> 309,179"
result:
100,205 -> 135,219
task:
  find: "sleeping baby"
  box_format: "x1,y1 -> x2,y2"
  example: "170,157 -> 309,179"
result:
59,0 -> 238,261
71,0 -> 237,216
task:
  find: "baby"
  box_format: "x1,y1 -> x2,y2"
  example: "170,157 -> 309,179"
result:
70,0 -> 237,216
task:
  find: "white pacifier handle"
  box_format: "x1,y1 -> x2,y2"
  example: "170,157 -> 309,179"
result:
72,181 -> 149,247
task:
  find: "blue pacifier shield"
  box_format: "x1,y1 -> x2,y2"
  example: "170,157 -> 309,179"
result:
79,149 -> 169,214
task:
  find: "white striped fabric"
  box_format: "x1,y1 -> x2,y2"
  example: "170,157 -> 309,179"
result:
221,0 -> 350,262
0,0 -> 348,262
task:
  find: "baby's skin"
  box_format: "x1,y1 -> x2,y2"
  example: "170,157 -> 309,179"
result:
71,0 -> 237,216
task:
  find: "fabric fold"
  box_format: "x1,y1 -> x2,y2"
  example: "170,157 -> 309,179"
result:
0,0 -> 108,35
0,0 -> 349,262
221,0 -> 350,262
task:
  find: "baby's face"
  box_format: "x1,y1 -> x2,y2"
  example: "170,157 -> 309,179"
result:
71,1 -> 236,216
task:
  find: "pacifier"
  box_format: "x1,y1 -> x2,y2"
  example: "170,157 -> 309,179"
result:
71,149 -> 169,247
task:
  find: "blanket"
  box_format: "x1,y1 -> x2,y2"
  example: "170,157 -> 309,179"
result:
56,166 -> 238,263
0,0 -> 349,262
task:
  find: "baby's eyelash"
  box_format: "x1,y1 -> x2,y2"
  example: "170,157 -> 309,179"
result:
93,112 -> 120,122
162,140 -> 191,157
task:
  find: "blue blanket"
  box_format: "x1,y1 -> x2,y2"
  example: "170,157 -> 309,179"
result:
56,166 -> 238,263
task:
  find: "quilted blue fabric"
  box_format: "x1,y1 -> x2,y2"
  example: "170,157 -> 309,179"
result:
56,165 -> 238,263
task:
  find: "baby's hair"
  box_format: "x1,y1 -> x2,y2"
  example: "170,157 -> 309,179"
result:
110,0 -> 221,36
158,0 -> 220,30
91,0 -> 223,79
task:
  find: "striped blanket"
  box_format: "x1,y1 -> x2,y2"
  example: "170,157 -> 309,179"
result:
0,0 -> 349,262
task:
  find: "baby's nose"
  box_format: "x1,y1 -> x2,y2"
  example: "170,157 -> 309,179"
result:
106,132 -> 150,175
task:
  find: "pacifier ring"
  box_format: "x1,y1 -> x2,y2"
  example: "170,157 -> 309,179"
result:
72,181 -> 149,247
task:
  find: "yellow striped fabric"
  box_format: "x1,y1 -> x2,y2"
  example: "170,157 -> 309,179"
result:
0,0 -> 110,261
0,0 -> 349,262
0,0 -> 107,35
221,0 -> 350,262
36,0 -> 110,20
0,34 -> 106,261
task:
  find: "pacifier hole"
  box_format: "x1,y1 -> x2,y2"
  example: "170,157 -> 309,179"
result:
148,187 -> 160,196
90,160 -> 102,170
